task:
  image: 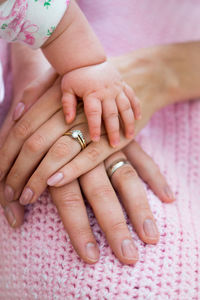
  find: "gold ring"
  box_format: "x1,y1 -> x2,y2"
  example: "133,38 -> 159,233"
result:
107,159 -> 130,178
63,129 -> 87,150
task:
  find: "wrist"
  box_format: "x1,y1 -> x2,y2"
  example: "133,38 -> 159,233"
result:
42,0 -> 106,75
152,42 -> 200,108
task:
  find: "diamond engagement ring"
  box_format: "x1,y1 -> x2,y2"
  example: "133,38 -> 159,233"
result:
107,159 -> 130,178
63,130 -> 87,150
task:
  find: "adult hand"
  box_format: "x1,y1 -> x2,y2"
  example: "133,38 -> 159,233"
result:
0,43 -> 176,265
0,45 -> 175,203
49,144 -> 174,265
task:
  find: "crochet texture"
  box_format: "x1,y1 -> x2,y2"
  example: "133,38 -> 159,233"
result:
0,0 -> 200,299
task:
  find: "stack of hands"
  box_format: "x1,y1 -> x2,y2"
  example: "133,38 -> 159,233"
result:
1,41 -> 199,265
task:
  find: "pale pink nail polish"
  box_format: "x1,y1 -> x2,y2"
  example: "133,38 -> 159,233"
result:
19,188 -> 33,205
13,102 -> 25,121
121,239 -> 138,260
4,185 -> 14,202
86,243 -> 99,261
143,219 -> 158,238
4,206 -> 16,227
47,172 -> 64,186
164,186 -> 175,201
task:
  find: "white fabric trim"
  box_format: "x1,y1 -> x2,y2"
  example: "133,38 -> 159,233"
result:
0,0 -> 69,49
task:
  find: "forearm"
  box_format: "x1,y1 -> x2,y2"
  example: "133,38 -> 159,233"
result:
113,42 -> 200,113
42,0 -> 106,75
153,42 -> 200,107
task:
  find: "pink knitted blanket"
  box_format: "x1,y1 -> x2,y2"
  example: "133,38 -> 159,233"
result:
0,1 -> 200,299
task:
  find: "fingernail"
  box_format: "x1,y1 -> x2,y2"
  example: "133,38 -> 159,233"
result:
47,172 -> 64,186
164,186 -> 175,201
4,185 -> 14,202
19,188 -> 33,205
143,219 -> 158,238
86,242 -> 99,261
111,140 -> 120,148
4,205 -> 16,227
92,136 -> 100,142
0,170 -> 3,181
127,131 -> 134,139
121,239 -> 138,259
13,102 -> 25,121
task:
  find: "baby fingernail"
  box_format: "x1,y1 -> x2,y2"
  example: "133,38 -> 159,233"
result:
127,131 -> 134,139
92,136 -> 100,142
86,242 -> 99,261
4,185 -> 14,202
13,102 -> 25,121
143,219 -> 158,238
47,172 -> 64,186
111,140 -> 120,148
164,186 -> 175,201
4,205 -> 16,227
121,239 -> 138,260
19,188 -> 33,205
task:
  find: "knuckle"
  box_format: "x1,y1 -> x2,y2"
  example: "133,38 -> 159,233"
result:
105,220 -> 127,235
50,140 -> 71,160
86,109 -> 99,117
24,134 -> 46,154
22,86 -> 35,99
91,185 -> 114,200
120,102 -> 131,113
108,128 -> 119,135
58,192 -> 82,210
7,168 -> 20,183
69,225 -> 92,239
86,146 -> 101,162
13,119 -> 31,140
105,111 -> 118,120
144,162 -> 160,182
133,201 -> 150,214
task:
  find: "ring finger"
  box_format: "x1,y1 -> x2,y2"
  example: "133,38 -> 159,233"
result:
17,123 -> 91,205
80,162 -> 139,265
4,111 -> 86,203
105,151 -> 160,244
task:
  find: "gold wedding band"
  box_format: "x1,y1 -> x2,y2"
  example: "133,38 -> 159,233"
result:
107,159 -> 130,178
63,129 -> 87,150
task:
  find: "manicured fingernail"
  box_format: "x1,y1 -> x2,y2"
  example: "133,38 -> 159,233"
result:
164,186 -> 175,201
4,185 -> 14,202
121,239 -> 138,259
143,219 -> 158,238
47,172 -> 64,186
86,242 -> 99,261
13,102 -> 25,121
19,188 -> 33,205
0,170 -> 4,181
4,206 -> 16,227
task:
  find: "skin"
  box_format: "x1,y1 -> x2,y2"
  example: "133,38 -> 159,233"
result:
1,41 -> 200,264
42,0 -> 141,147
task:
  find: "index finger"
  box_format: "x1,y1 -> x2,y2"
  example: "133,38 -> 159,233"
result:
0,80 -> 62,181
47,132 -> 131,187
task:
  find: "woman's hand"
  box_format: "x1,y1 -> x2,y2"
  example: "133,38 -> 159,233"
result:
0,46 -> 174,201
49,143 -> 174,264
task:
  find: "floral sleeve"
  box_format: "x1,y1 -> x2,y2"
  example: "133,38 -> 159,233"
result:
0,0 -> 69,49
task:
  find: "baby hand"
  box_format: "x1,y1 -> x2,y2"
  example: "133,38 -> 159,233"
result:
61,61 -> 141,147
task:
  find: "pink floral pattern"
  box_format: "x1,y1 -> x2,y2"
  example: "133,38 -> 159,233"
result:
0,0 -> 69,48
